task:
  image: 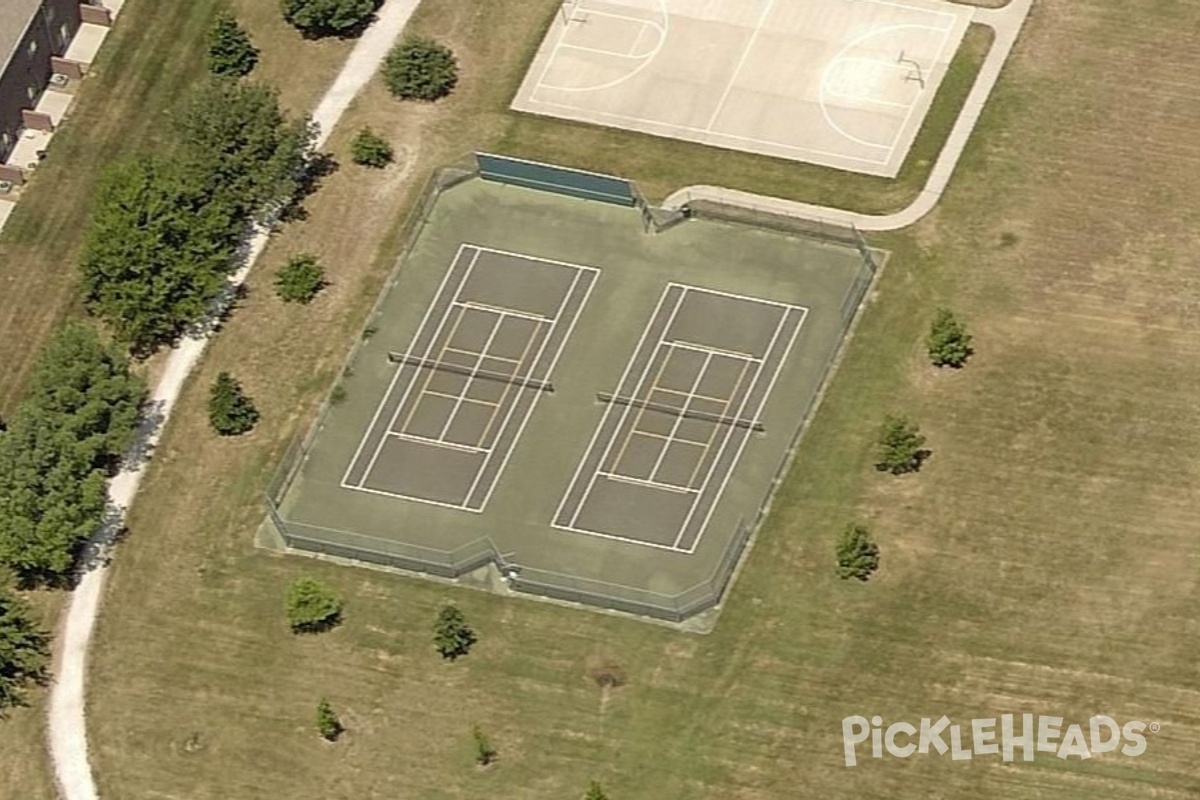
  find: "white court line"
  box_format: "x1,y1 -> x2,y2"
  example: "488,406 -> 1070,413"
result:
458,300 -> 550,323
523,96 -> 898,166
559,42 -> 649,60
473,263 -> 601,510
532,0 -> 668,96
552,286 -> 677,528
609,341 -> 678,473
667,281 -> 809,312
670,315 -> 781,549
423,388 -> 502,408
668,339 -> 761,362
568,287 -> 688,528
819,23 -> 952,153
644,350 -> 713,482
625,21 -> 648,57
884,21 -> 955,163
342,481 -> 485,514
704,0 -> 778,132
678,305 -> 810,553
475,316 -> 550,449
340,244 -> 476,489
435,313 -> 507,441
357,248 -> 482,484
599,471 -> 697,495
549,520 -> 690,553
388,430 -> 488,455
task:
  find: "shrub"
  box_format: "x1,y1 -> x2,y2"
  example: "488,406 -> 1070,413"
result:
874,415 -> 927,475
282,0 -> 376,37
471,724 -> 496,767
350,127 -> 393,168
286,578 -> 343,633
207,372 -> 259,436
0,588 -> 51,714
383,36 -> 458,101
584,781 -> 610,800
275,254 -> 326,304
433,604 -> 475,660
207,12 -> 258,77
316,698 -> 343,740
926,308 -> 973,368
835,524 -> 880,581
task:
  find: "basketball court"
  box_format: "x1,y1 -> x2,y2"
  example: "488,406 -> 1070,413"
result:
512,0 -> 975,176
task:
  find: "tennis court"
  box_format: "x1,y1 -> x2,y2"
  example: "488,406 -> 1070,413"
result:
342,245 -> 597,511
555,284 -> 806,551
266,175 -> 878,621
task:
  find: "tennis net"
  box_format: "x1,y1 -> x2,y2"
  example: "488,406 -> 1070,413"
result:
597,392 -> 763,431
388,352 -> 555,392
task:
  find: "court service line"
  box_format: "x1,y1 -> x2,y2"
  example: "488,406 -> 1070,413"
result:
608,340 -> 681,475
644,350 -> 713,483
387,430 -> 487,455
669,339 -> 760,362
704,0 -> 777,132
670,312 -> 783,550
458,300 -> 550,323
393,299 -> 475,444
474,263 -> 601,510
359,247 -> 483,484
678,305 -> 810,553
476,316 -> 550,449
569,287 -> 689,528
600,471 -> 697,495
340,243 -> 477,489
551,286 -> 677,528
434,312 -> 508,442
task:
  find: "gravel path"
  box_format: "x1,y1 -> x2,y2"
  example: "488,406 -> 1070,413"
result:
45,3 -> 420,797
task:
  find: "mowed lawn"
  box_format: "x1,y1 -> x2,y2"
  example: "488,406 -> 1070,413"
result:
0,0 -> 355,795
11,0 -> 1200,799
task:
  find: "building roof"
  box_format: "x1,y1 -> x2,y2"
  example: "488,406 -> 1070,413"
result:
0,0 -> 45,79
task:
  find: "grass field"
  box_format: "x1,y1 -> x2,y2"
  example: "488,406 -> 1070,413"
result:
8,0 -> 1200,797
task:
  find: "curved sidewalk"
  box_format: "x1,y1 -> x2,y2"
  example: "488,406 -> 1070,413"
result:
45,2 -> 421,798
661,0 -> 1033,232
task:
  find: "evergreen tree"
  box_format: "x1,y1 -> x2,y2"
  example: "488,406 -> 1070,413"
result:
835,524 -> 880,581
282,0 -> 376,37
433,604 -> 476,660
584,781 -> 610,800
383,37 -> 458,101
471,723 -> 496,767
274,254 -> 326,304
0,325 -> 145,583
926,308 -> 973,368
207,12 -> 259,77
286,577 -> 343,633
350,127 -> 393,168
874,415 -> 928,475
316,698 -> 343,740
0,588 -> 50,714
207,372 -> 259,436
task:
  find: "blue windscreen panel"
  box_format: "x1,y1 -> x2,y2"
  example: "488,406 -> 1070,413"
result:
476,152 -> 638,206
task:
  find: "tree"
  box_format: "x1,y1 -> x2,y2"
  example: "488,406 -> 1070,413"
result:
0,325 -> 145,584
433,604 -> 475,660
926,308 -> 973,368
0,588 -> 50,714
174,79 -> 316,224
282,0 -> 376,37
207,12 -> 258,77
274,254 -> 327,304
286,577 -> 343,633
207,372 -> 259,436
584,781 -> 610,800
471,723 -> 496,767
316,698 -> 343,740
80,158 -> 239,353
874,415 -> 928,475
835,524 -> 880,581
350,127 -> 393,168
383,37 -> 458,101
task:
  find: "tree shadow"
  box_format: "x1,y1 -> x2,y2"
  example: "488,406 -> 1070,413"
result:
279,152 -> 339,224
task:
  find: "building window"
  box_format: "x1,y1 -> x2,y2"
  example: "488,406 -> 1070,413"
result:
28,40 -> 38,58
27,85 -> 37,102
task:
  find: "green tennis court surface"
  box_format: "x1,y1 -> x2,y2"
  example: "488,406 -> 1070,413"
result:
268,176 -> 876,621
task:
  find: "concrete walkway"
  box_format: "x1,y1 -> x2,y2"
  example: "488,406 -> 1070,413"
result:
45,3 -> 420,798
661,0 -> 1034,231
